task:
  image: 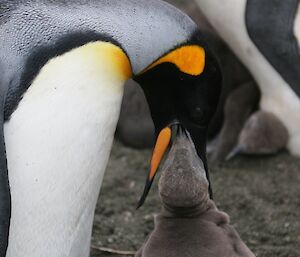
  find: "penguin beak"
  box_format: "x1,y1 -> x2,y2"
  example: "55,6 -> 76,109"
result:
137,123 -> 196,208
148,127 -> 172,184
137,126 -> 172,208
226,145 -> 243,161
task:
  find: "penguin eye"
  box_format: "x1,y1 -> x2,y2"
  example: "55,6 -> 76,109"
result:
189,107 -> 206,125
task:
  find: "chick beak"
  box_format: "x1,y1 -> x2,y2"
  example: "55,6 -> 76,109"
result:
137,126 -> 172,209
225,145 -> 243,161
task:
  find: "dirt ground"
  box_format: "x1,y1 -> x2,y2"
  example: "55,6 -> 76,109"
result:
91,141 -> 300,257
91,1 -> 300,256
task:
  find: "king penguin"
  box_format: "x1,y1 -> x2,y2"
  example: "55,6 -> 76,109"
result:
195,0 -> 300,156
0,1 -> 222,256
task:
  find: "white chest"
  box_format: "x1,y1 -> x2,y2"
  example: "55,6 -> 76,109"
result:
4,42 -> 129,257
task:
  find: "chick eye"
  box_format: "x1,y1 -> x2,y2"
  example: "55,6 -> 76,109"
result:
189,107 -> 206,125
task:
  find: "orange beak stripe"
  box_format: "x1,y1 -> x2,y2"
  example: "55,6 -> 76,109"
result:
142,45 -> 205,76
149,127 -> 172,180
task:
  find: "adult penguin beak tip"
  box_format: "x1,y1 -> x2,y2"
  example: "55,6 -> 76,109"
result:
137,126 -> 172,209
136,179 -> 154,209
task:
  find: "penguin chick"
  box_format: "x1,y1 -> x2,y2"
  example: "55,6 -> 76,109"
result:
209,81 -> 260,163
227,111 -> 289,160
136,130 -> 255,257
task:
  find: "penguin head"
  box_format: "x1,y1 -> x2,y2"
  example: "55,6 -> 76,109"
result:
133,31 -> 222,207
158,126 -> 209,209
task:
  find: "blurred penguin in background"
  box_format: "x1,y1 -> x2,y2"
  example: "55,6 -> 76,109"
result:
195,0 -> 300,157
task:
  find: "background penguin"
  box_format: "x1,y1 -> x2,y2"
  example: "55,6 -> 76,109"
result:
117,80 -> 155,149
195,0 -> 300,156
226,111 -> 289,160
208,82 -> 260,163
0,1 -> 222,256
136,128 -> 255,257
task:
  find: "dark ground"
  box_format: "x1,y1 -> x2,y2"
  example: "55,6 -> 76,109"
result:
91,1 -> 300,256
91,141 -> 300,257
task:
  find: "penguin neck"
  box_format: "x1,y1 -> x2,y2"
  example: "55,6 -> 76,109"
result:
4,42 -> 131,257
161,201 -> 211,218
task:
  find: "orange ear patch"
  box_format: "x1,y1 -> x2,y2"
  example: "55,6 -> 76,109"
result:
143,45 -> 205,76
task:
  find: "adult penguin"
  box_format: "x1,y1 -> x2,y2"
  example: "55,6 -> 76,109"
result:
0,1 -> 222,256
195,0 -> 300,156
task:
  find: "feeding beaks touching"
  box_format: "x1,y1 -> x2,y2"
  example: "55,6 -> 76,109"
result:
137,124 -> 200,209
136,124 -> 185,208
134,36 -> 222,208
157,127 -> 209,210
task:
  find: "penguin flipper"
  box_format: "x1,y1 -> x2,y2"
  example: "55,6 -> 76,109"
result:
0,63 -> 11,257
